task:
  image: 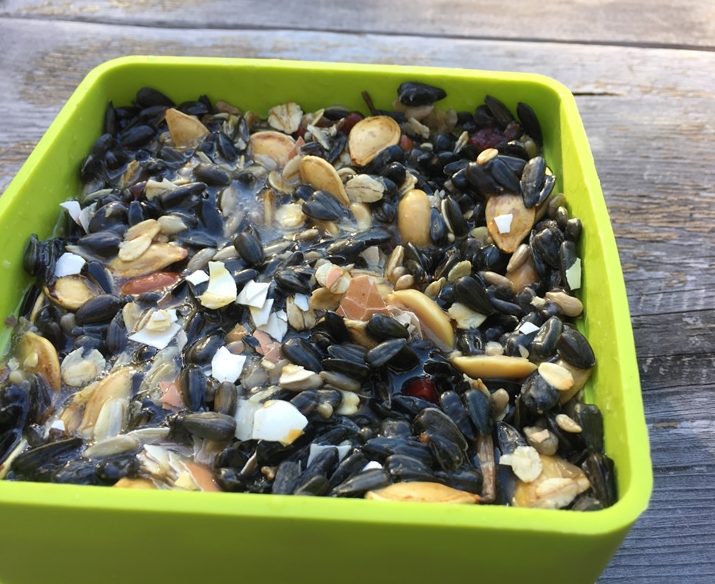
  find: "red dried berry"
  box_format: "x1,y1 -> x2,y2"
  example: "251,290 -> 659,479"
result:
403,377 -> 439,404
340,112 -> 364,135
468,127 -> 505,153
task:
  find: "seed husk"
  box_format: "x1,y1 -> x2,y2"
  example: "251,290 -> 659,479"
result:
486,194 -> 535,253
165,108 -> 209,148
387,289 -> 454,350
17,331 -> 61,390
110,243 -> 188,278
299,155 -> 349,206
366,481 -> 479,504
348,115 -> 401,167
45,275 -> 101,311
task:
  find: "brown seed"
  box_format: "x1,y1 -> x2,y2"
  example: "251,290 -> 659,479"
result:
348,115 -> 401,167
555,413 -> 583,433
555,359 -> 593,404
45,275 -> 101,311
506,243 -> 530,273
545,291 -> 584,317
126,218 -> 161,241
165,108 -> 209,148
118,233 -> 153,262
451,355 -> 536,379
110,243 -> 188,278
481,270 -> 513,290
345,174 -> 385,203
397,189 -> 431,247
16,331 -> 61,391
537,361 -> 574,391
476,148 -> 499,165
366,481 -> 480,504
299,155 -> 349,206
394,274 -> 415,291
486,194 -> 535,253
506,254 -> 539,292
121,272 -> 180,295
524,426 -> 559,456
114,477 -> 157,489
387,289 -> 454,350
512,454 -> 590,509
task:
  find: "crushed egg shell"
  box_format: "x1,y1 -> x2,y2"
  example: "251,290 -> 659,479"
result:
199,261 -> 237,309
60,201 -> 82,225
185,270 -> 209,285
236,279 -> 270,308
251,400 -> 308,445
250,298 -> 274,327
307,442 -> 352,466
260,310 -> 288,341
518,321 -> 540,335
78,202 -> 96,233
129,312 -> 181,350
211,346 -> 247,384
54,252 -> 86,277
159,381 -> 184,410
293,293 -> 310,311
234,399 -> 260,440
566,258 -> 582,290
494,213 -> 513,234
499,446 -> 543,483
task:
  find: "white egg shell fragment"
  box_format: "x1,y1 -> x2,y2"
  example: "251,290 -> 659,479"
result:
211,346 -> 247,384
54,253 -> 86,278
236,280 -> 270,308
129,309 -> 181,350
60,348 -> 106,387
185,270 -> 210,285
199,261 -> 237,309
60,201 -> 82,225
251,400 -> 308,445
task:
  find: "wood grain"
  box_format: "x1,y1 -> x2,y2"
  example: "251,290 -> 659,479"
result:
2,0 -> 715,49
0,15 -> 713,583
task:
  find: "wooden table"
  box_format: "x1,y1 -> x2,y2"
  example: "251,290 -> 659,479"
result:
0,1 -> 713,581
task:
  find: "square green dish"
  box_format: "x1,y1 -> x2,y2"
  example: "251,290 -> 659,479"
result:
0,57 -> 651,584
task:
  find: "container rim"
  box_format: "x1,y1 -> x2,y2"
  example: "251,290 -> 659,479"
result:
0,56 -> 652,537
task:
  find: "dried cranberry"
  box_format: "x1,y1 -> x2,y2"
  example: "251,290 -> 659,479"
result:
504,121 -> 523,142
340,112 -> 363,134
399,134 -> 414,151
403,377 -> 439,404
468,127 -> 505,153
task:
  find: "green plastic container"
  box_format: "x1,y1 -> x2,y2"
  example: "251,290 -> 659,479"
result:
0,57 -> 651,584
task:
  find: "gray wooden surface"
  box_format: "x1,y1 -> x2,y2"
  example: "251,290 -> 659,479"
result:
0,1 -> 713,581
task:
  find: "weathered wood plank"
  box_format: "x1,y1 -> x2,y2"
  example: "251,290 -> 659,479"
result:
2,0 -> 715,49
0,18 -> 713,583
